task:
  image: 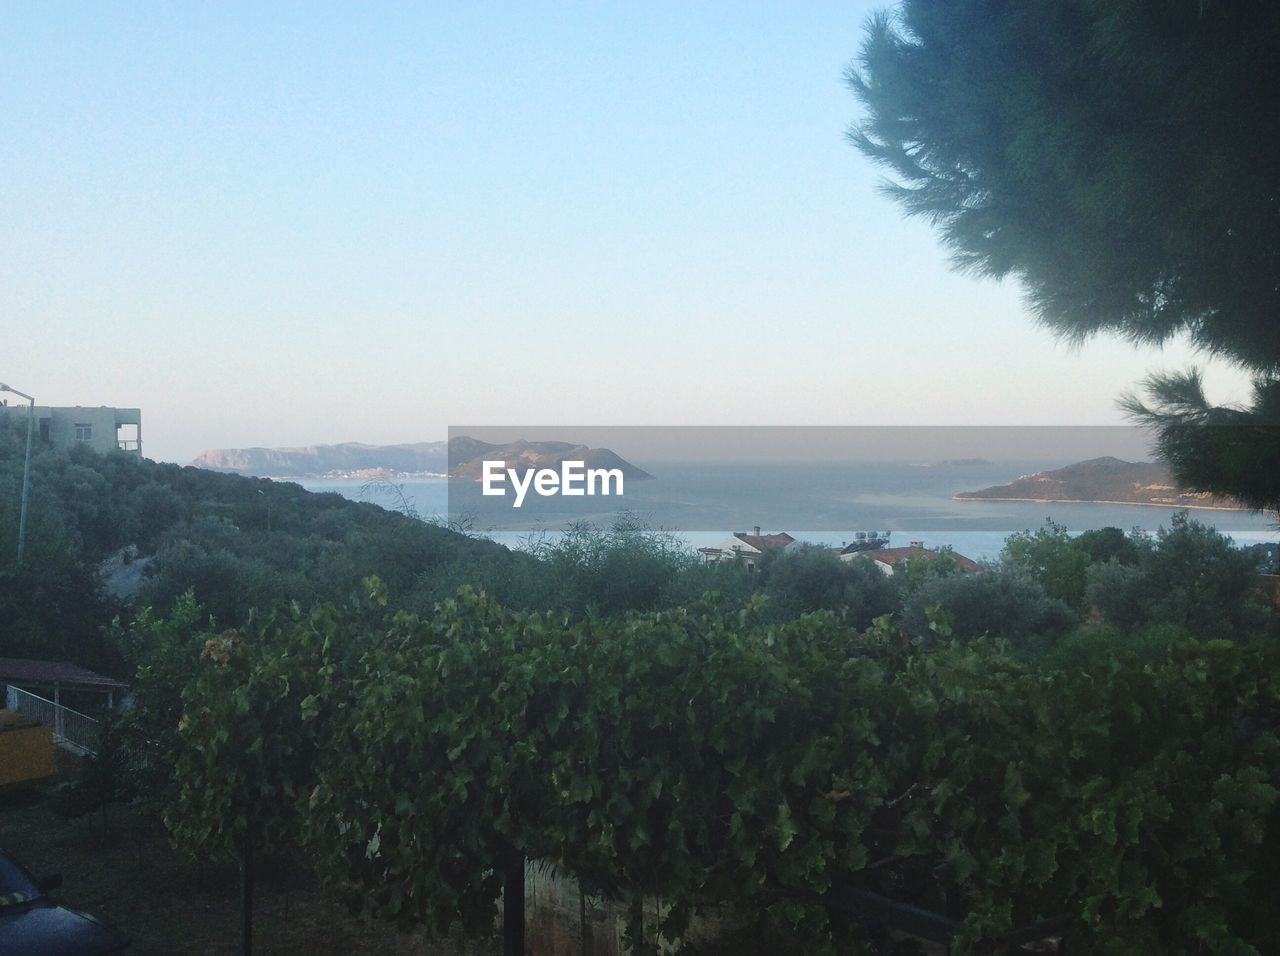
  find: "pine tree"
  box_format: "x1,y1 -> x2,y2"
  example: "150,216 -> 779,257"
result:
849,0 -> 1280,508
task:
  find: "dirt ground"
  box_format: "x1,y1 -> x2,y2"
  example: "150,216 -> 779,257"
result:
0,786 -> 497,955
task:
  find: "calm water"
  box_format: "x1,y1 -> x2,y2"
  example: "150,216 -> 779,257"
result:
301,460 -> 1279,561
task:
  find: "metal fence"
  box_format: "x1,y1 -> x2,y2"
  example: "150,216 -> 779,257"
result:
5,684 -> 101,756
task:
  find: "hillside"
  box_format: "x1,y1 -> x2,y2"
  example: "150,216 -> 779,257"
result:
0,418 -> 538,670
955,456 -> 1247,509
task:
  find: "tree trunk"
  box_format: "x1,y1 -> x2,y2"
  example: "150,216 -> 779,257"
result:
503,850 -> 525,956
240,830 -> 253,956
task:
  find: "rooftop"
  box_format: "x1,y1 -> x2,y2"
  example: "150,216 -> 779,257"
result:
0,658 -> 128,691
861,545 -> 981,573
733,531 -> 796,552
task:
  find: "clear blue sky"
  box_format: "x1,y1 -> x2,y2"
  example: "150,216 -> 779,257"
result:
1,1 -> 1251,463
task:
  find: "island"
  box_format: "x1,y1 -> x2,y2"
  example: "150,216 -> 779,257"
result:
954,456 -> 1247,510
447,438 -> 653,482
192,436 -> 652,481
919,458 -> 993,468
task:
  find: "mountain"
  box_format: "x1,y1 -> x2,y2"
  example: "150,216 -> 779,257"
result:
447,438 -> 653,481
191,442 -> 449,477
955,456 -> 1245,509
192,437 -> 652,480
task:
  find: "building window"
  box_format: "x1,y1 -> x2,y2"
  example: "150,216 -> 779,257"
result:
74,423 -> 93,442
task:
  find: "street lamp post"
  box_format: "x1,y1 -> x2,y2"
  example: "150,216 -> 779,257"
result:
0,383 -> 35,563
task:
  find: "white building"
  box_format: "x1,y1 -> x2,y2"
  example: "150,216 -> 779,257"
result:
698,527 -> 797,572
0,404 -> 142,457
838,541 -> 981,575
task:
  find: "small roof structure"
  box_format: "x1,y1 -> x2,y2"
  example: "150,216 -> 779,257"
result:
731,531 -> 795,552
697,528 -> 798,562
0,658 -> 128,692
859,545 -> 981,573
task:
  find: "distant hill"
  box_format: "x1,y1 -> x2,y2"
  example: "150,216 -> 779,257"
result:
955,456 -> 1246,510
192,441 -> 449,477
923,458 -> 993,468
447,438 -> 653,481
193,437 -> 652,480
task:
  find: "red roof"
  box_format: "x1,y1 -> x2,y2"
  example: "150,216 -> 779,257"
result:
0,658 -> 128,691
733,532 -> 795,552
863,546 -> 981,573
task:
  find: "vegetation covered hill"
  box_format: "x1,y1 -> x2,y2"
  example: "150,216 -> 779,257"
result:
0,419 -> 534,671
956,456 -> 1246,509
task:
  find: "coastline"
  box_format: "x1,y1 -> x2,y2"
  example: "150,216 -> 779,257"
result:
261,471 -> 449,481
952,494 -> 1255,513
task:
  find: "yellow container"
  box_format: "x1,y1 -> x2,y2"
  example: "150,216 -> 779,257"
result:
0,710 -> 56,787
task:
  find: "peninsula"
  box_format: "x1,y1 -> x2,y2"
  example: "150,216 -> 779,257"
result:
955,456 -> 1248,511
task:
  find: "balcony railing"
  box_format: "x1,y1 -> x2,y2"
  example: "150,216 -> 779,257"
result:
5,685 -> 101,756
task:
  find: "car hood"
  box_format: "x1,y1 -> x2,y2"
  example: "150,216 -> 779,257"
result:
0,901 -> 130,955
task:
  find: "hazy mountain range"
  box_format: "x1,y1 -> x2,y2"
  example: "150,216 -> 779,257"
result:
191,437 -> 652,480
956,456 -> 1246,510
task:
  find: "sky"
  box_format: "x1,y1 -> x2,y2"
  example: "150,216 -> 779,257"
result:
1,1 -> 1254,463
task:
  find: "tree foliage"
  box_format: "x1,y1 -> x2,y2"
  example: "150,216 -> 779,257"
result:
757,544 -> 899,626
1002,521 -> 1092,608
148,584 -> 1280,953
1085,512 -> 1267,639
0,416 -> 538,670
900,565 -> 1075,646
849,1 -> 1280,507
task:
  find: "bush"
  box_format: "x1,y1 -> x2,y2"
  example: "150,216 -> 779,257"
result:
1086,513 -> 1268,640
1075,526 -> 1142,566
152,589 -> 1280,954
758,544 -> 899,627
521,514 -> 700,616
1035,622 -> 1193,672
901,567 -> 1076,645
1002,521 -> 1092,608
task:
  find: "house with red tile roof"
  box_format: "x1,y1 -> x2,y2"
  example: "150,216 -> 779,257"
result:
839,541 -> 981,575
698,526 -> 796,571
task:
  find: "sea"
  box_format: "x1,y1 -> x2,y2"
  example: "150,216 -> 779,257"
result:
300,459 -> 1280,562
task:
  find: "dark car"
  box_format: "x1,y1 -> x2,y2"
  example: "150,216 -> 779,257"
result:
0,849 -> 130,955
